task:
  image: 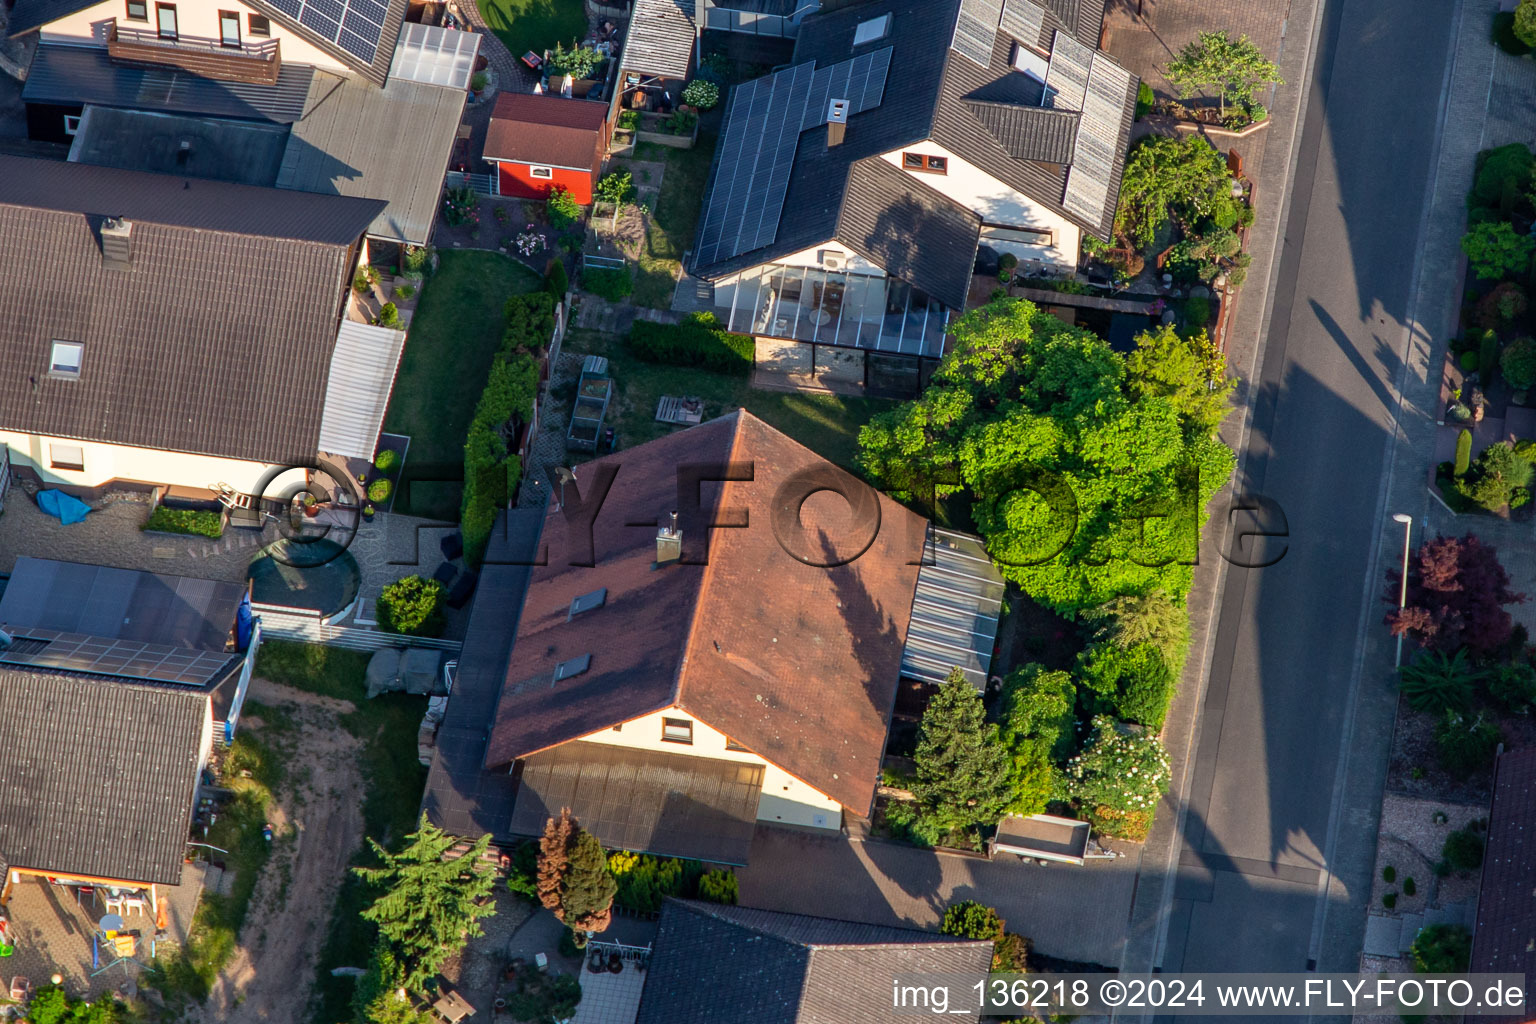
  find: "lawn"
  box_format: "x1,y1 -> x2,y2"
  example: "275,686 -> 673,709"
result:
479,0 -> 587,64
255,642 -> 430,1024
383,250 -> 543,519
560,327 -> 891,470
624,132 -> 718,309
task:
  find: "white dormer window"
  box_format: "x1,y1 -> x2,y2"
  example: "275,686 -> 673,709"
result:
853,13 -> 890,47
50,341 -> 83,378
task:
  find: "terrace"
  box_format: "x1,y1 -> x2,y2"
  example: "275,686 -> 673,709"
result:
104,18 -> 281,85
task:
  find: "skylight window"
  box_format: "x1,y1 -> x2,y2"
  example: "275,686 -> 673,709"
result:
568,588 -> 607,619
852,13 -> 890,47
49,341 -> 82,378
553,654 -> 592,681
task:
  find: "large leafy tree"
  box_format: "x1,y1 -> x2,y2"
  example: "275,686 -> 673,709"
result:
354,816 -> 497,993
910,670 -> 1013,836
537,809 -> 617,934
1385,534 -> 1525,657
1114,134 -> 1231,248
1165,31 -> 1283,118
860,298 -> 1235,615
1461,221 -> 1536,280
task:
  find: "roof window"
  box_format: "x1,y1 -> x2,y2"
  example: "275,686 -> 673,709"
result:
554,654 -> 592,681
568,588 -> 607,619
852,13 -> 890,47
49,341 -> 83,379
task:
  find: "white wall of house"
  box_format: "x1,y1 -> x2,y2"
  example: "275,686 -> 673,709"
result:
577,707 -> 844,831
0,429 -> 289,496
39,0 -> 352,74
197,696 -> 214,775
878,141 -> 1082,268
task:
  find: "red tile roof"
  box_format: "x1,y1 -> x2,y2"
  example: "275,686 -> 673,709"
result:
484,93 -> 607,169
484,410 -> 927,813
1471,746 -> 1536,1023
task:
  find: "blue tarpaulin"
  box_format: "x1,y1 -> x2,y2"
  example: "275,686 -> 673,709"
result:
37,489 -> 91,525
235,591 -> 254,652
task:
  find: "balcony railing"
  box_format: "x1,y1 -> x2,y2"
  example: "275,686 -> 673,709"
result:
105,19 -> 281,85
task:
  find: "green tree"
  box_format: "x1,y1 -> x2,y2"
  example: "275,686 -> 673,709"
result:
1125,325 -> 1235,438
1501,336 -> 1536,390
1397,648 -> 1486,715
594,170 -> 636,208
1115,135 -> 1230,248
354,815 -> 498,993
1165,31 -> 1283,118
546,185 -> 581,230
910,670 -> 1013,838
1085,589 -> 1191,667
995,665 -> 1076,816
1516,0 -> 1536,47
537,809 -> 617,935
940,900 -> 1005,941
1410,924 -> 1472,973
353,945 -> 434,1024
1076,641 -> 1176,729
1461,221 -> 1535,280
377,575 -> 446,637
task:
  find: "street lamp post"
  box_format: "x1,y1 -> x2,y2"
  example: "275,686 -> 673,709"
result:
1392,513 -> 1413,668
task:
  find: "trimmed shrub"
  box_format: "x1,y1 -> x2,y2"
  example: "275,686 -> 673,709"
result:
375,302 -> 401,329
1383,865 -> 1396,883
1443,824 -> 1485,872
462,352 -> 540,563
583,266 -> 633,301
1501,336 -> 1536,390
1480,329 -> 1501,382
1470,143 -> 1535,213
504,292 -> 558,351
1495,10 -> 1535,54
1460,349 -> 1480,372
367,477 -> 393,504
1184,295 -> 1212,328
546,259 -> 569,300
1517,0 -> 1536,47
628,312 -> 753,375
142,505 -> 223,538
1382,892 -> 1397,909
374,448 -> 399,475
377,575 -> 446,637
940,901 -> 1004,942
1403,876 -> 1416,896
696,869 -> 737,904
1077,641 -> 1176,730
1454,429 -> 1472,477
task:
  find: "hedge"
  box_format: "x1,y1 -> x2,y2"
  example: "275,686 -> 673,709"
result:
503,292 -> 557,353
1455,428 -> 1473,477
628,312 -> 753,376
462,352 -> 540,564
142,505 -> 223,538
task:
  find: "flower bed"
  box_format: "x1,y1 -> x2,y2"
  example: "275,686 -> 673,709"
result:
142,505 -> 224,538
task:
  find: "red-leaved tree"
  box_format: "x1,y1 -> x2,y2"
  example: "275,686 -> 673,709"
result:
1385,533 -> 1525,657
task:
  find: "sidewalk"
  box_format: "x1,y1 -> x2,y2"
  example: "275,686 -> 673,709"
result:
1116,0 -> 1328,977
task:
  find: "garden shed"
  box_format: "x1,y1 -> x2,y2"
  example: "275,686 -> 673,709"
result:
615,0 -> 696,110
484,92 -> 610,202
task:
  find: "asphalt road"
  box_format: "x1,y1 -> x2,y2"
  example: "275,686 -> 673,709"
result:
1157,0 -> 1457,984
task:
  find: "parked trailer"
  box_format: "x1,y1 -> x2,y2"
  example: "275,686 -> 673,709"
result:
989,814 -> 1092,865
566,355 -> 614,452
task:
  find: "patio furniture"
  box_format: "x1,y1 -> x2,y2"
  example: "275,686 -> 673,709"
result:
520,50 -> 542,71
102,893 -> 125,916
655,395 -> 704,426
432,987 -> 475,1022
9,976 -> 29,1001
122,893 -> 148,917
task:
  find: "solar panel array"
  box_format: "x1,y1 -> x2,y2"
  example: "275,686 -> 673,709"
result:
1043,28 -> 1092,110
999,0 -> 1046,47
951,0 -> 1005,66
694,47 -> 892,267
389,22 -> 478,89
0,628 -> 239,688
267,0 -> 389,65
1063,51 -> 1132,225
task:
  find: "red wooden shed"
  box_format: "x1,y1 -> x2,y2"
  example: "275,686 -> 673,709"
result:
484,93 -> 610,204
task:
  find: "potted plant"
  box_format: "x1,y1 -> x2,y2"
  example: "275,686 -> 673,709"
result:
302,494 -> 319,518
363,502 -> 375,522
470,72 -> 488,101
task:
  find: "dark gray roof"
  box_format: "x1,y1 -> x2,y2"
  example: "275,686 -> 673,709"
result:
249,0 -> 409,86
965,99 -> 1079,162
23,43 -> 315,124
709,0 -> 802,13
836,158 -> 979,308
8,0 -> 98,35
508,742 -> 764,866
636,900 -> 994,1024
0,155 -> 382,463
422,511 -> 544,841
692,0 -> 1136,286
0,629 -> 241,689
277,70 -> 467,245
68,106 -> 289,186
0,669 -> 205,884
0,557 -> 245,651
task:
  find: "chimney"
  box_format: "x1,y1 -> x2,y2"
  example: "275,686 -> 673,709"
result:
100,217 -> 133,271
656,510 -> 682,567
827,98 -> 849,147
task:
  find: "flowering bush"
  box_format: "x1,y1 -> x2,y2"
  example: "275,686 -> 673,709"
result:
516,229 -> 547,257
442,185 -> 478,227
681,79 -> 720,110
1058,715 -> 1170,813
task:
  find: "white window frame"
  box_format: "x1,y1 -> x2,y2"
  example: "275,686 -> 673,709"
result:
661,717 -> 693,744
49,444 -> 85,472
49,340 -> 83,378
63,115 -> 81,137
529,166 -> 554,180
852,13 -> 890,46
981,224 -> 1055,247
